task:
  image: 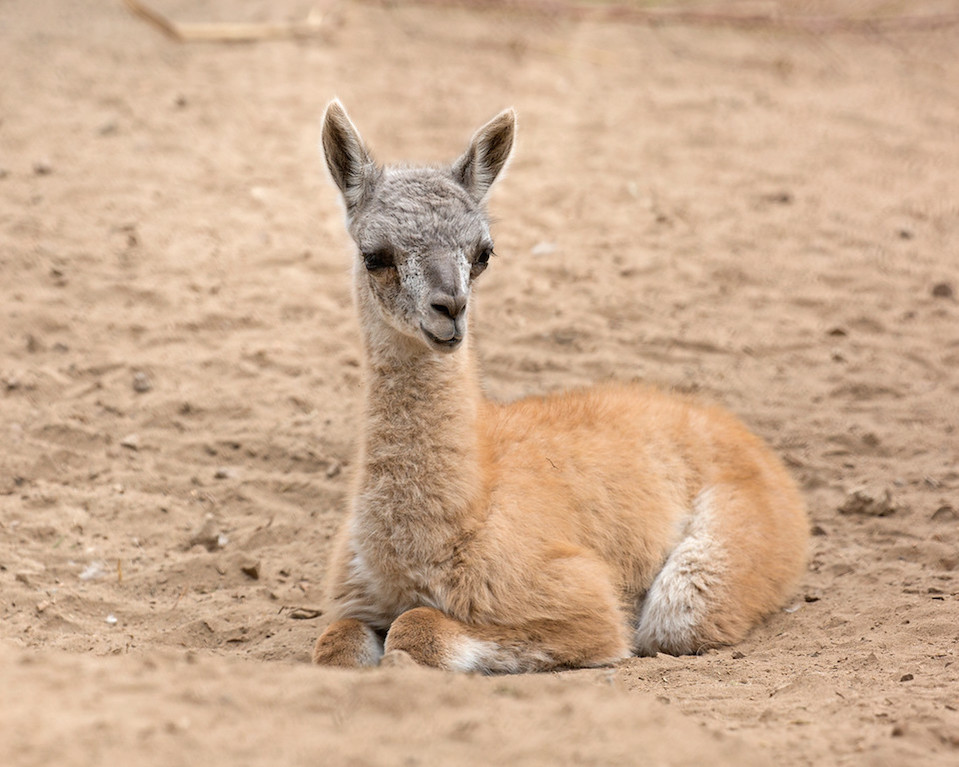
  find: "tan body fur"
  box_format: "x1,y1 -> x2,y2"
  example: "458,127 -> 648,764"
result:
312,101 -> 808,673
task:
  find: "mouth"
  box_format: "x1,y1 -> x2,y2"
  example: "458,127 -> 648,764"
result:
420,324 -> 463,352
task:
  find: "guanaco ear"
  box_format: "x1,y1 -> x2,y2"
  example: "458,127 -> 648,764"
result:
451,108 -> 516,202
321,99 -> 378,213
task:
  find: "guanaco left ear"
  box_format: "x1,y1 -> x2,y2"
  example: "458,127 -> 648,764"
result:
321,99 -> 378,213
452,108 -> 516,202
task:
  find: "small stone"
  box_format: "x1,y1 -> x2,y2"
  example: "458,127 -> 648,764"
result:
838,487 -> 898,517
932,505 -> 958,522
105,614 -> 118,625
33,160 -> 53,176
931,282 -> 954,299
79,561 -> 106,581
132,371 -> 152,393
897,228 -> 913,240
811,524 -> 828,536
120,434 -> 140,450
288,607 -> 322,620
325,460 -> 342,479
238,557 -> 260,580
213,467 -> 236,480
731,651 -> 746,659
36,600 -> 51,613
762,190 -> 793,205
899,673 -> 914,682
189,514 -> 221,551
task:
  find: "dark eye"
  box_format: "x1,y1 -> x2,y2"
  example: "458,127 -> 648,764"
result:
473,244 -> 493,272
362,250 -> 394,271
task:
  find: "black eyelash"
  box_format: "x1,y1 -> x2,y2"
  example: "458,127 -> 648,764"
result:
362,250 -> 394,271
472,244 -> 494,275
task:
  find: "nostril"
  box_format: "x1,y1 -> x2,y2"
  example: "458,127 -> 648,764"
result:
431,302 -> 454,319
430,293 -> 467,320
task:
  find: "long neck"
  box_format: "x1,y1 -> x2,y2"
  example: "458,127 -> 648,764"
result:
354,309 -> 486,566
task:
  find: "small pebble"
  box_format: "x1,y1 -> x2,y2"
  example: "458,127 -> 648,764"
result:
763,190 -> 793,205
238,557 -> 260,580
288,607 -> 322,620
189,514 -> 222,551
79,561 -> 106,581
838,487 -> 898,517
120,434 -> 141,450
931,282 -> 954,299
33,160 -> 53,176
899,673 -> 914,682
932,505 -> 957,522
531,241 -> 557,256
132,371 -> 152,393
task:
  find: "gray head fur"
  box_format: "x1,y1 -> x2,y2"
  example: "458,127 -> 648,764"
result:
321,100 -> 516,355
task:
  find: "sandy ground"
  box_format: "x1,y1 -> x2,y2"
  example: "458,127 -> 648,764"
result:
2,0 -> 958,764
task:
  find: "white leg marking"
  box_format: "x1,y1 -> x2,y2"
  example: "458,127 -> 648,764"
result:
446,636 -> 504,673
445,636 -> 556,674
356,622 -> 386,665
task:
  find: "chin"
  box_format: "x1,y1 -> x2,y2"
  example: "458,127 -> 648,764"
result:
422,331 -> 463,353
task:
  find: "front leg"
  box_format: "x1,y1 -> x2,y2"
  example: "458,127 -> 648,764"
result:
312,618 -> 384,667
384,606 -> 629,673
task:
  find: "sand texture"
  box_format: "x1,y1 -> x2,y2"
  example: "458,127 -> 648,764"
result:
2,1 -> 958,764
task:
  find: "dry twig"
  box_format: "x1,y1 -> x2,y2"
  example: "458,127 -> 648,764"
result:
122,0 -> 325,42
361,0 -> 959,33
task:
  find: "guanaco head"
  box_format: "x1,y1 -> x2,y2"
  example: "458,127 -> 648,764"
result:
321,100 -> 515,354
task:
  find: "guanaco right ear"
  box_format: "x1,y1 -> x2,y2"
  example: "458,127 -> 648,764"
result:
452,108 -> 516,202
321,99 -> 377,213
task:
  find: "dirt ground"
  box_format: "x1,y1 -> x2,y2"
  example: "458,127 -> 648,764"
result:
2,0 -> 958,764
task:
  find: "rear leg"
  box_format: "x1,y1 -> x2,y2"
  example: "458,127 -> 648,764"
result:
634,484 -> 805,656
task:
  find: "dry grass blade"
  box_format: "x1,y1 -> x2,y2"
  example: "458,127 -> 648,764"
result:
122,0 -> 325,42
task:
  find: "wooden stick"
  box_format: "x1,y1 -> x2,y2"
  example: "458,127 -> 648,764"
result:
359,0 -> 959,33
123,0 -> 325,42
